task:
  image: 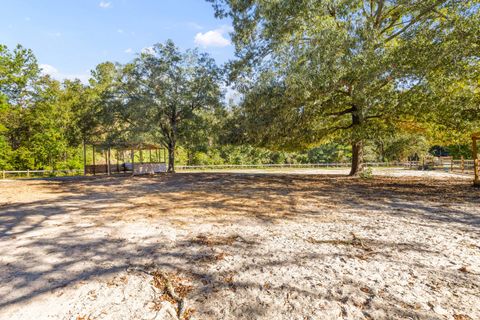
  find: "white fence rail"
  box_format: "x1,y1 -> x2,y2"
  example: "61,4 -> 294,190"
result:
176,162 -> 419,170
1,160 -> 475,179
1,169 -> 83,179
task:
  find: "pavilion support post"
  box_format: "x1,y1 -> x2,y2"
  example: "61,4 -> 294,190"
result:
131,149 -> 135,176
92,146 -> 96,176
83,139 -> 87,176
107,147 -> 111,176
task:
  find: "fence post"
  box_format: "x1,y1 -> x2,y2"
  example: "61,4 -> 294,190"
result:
450,158 -> 453,172
2,170 -> 4,179
461,156 -> 464,174
27,169 -> 30,178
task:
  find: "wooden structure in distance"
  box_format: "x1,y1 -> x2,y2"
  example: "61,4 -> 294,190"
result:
83,142 -> 167,176
473,132 -> 480,187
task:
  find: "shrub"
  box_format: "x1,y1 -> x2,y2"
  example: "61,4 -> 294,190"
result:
359,167 -> 373,179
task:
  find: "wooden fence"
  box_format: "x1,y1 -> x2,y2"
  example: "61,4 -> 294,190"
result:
1,160 -> 475,179
175,161 -> 426,170
420,158 -> 475,174
1,169 -> 83,179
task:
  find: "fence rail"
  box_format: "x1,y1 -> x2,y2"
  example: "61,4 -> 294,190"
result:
422,159 -> 475,174
176,161 -> 426,170
1,169 -> 83,179
1,160 -> 475,179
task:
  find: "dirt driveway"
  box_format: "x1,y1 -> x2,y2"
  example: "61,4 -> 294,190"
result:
0,171 -> 479,319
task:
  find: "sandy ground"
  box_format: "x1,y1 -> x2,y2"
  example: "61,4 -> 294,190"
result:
0,168 -> 479,320
182,167 -> 472,179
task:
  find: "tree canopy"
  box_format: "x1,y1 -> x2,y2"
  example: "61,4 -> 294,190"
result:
104,40 -> 223,172
1,5 -> 479,174
209,0 -> 480,175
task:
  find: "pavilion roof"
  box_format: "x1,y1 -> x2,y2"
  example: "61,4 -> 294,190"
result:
90,141 -> 163,150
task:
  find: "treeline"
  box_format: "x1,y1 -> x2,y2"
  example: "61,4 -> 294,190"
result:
1,1 -> 479,173
0,41 -> 475,172
1,45 -> 82,170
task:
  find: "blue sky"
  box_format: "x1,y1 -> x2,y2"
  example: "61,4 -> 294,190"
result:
1,0 -> 234,82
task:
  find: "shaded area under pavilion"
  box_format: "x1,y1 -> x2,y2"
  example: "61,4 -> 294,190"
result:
83,141 -> 167,176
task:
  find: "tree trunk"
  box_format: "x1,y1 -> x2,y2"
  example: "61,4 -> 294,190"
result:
349,140 -> 364,176
167,141 -> 175,173
186,150 -> 192,166
166,114 -> 178,173
349,107 -> 364,176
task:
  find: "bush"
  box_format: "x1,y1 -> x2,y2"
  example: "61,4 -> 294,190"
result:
359,167 -> 373,179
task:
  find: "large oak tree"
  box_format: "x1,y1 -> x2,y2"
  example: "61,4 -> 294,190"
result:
209,0 -> 479,175
111,40 -> 222,172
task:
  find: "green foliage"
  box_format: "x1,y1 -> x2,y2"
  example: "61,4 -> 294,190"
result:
209,0 -> 480,174
1,13 -> 479,174
307,143 -> 350,163
191,150 -> 224,165
370,133 -> 429,162
445,145 -> 473,159
0,44 -> 88,170
359,167 -> 373,180
0,44 -> 39,105
107,40 -> 223,172
0,134 -> 12,169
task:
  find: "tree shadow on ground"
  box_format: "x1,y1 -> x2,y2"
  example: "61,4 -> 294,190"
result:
0,173 -> 479,318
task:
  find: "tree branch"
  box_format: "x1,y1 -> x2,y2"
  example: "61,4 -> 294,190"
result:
374,0 -> 385,27
327,107 -> 355,117
384,0 -> 447,43
329,123 -> 354,132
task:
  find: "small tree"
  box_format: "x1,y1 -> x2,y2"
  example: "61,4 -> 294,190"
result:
114,41 -> 222,172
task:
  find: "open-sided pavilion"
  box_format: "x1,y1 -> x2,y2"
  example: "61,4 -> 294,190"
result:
83,142 -> 167,176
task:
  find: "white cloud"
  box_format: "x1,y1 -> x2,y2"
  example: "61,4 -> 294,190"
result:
194,27 -> 231,48
40,64 -> 90,84
99,1 -> 112,9
187,22 -> 203,30
40,64 -> 59,75
117,29 -> 124,34
124,48 -> 133,54
25,17 -> 31,21
141,46 -> 155,55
